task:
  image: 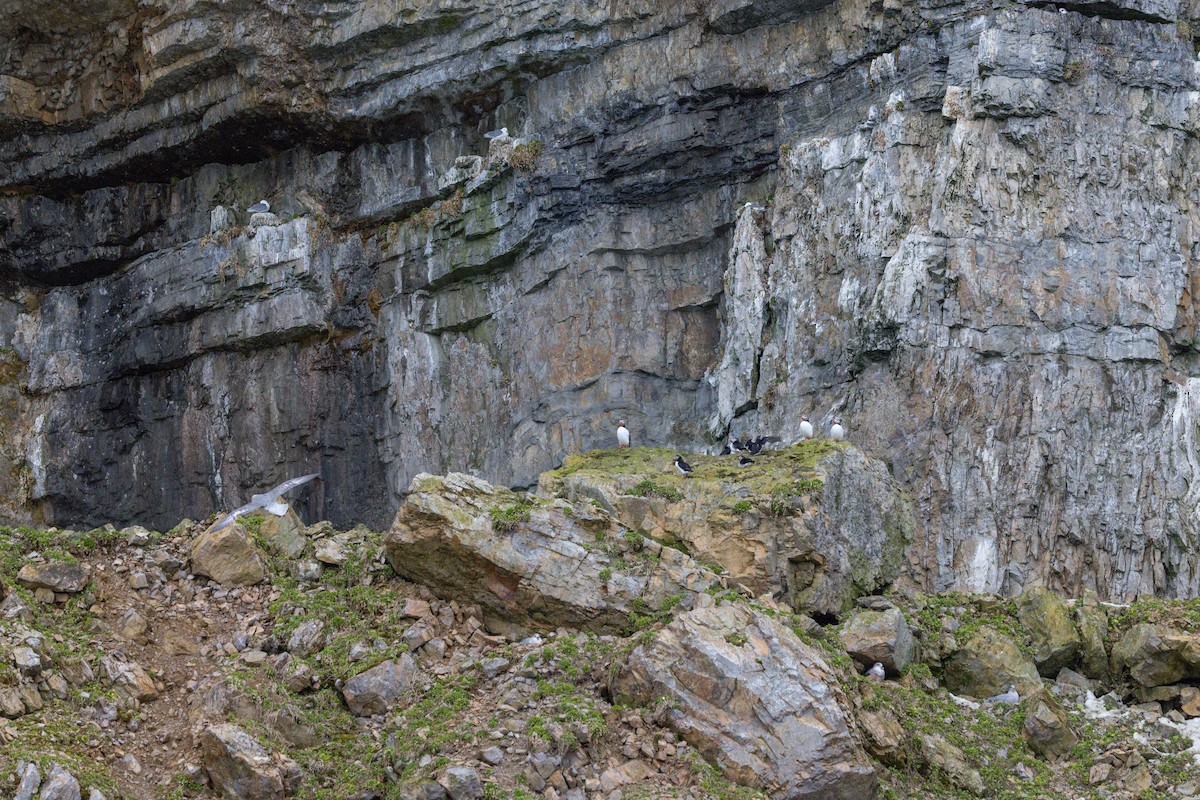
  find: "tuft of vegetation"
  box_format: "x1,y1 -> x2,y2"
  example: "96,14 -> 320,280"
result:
490,497 -> 536,532
510,139 -> 544,171
631,480 -> 684,502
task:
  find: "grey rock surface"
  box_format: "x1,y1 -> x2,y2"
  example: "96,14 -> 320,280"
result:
0,0 -> 1198,606
341,655 -> 418,717
201,723 -> 296,800
385,472 -> 722,634
613,603 -> 877,799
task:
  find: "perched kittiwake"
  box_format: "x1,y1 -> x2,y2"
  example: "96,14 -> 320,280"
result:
247,199 -> 271,213
867,662 -> 886,681
484,127 -> 509,139
213,473 -> 320,531
616,419 -> 631,448
986,685 -> 1020,705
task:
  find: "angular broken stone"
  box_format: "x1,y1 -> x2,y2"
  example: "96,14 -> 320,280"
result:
841,607 -> 915,675
191,523 -> 266,586
314,537 -> 348,566
613,603 -> 876,798
342,654 -> 418,716
385,473 -> 721,634
16,561 -> 89,593
202,722 -> 298,799
286,619 -> 325,658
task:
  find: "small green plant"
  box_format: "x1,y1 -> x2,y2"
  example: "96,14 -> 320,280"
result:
510,139 -> 544,171
490,498 -> 535,531
631,479 -> 683,502
599,568 -> 612,580
732,500 -> 752,513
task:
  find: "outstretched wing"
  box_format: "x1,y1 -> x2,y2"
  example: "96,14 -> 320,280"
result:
212,500 -> 262,531
264,473 -> 320,501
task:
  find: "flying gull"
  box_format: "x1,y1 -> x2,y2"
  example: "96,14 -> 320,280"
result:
247,199 -> 271,214
212,473 -> 319,531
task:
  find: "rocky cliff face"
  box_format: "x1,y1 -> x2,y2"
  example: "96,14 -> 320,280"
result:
3,0 -> 1200,600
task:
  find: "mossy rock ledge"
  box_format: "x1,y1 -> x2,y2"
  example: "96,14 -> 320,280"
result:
539,443 -> 915,617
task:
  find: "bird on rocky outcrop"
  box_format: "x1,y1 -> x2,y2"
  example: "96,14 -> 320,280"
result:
738,455 -> 754,467
730,436 -> 749,452
866,662 -> 886,681
830,418 -> 845,442
673,455 -> 693,477
484,127 -> 509,139
212,473 -> 320,531
799,415 -> 814,440
747,436 -> 781,455
616,420 -> 630,448
246,199 -> 271,214
986,685 -> 1019,705
719,442 -> 732,455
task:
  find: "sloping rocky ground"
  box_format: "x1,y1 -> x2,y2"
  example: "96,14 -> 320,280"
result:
2,448 -> 1200,800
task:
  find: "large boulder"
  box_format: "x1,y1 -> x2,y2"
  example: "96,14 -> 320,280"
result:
1074,602 -> 1110,681
257,510 -> 307,558
943,626 -> 1041,698
38,764 -> 81,800
342,655 -> 418,717
918,735 -> 984,796
201,723 -> 300,800
612,603 -> 877,799
16,561 -> 88,593
1022,689 -> 1079,760
841,608 -> 915,675
191,523 -> 267,586
1015,587 -> 1080,677
540,444 -> 914,616
385,473 -> 722,634
1111,623 -> 1200,687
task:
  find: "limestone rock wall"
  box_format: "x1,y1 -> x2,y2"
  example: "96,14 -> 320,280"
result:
2,0 -> 1200,602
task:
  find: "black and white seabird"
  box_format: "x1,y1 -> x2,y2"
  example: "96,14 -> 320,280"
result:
213,473 -> 319,531
616,420 -> 630,448
673,455 -> 693,477
730,436 -> 749,452
830,418 -> 845,442
719,443 -> 732,455
247,199 -> 271,214
747,436 -> 781,455
799,415 -> 814,441
484,127 -> 509,139
738,455 -> 754,467
866,662 -> 885,681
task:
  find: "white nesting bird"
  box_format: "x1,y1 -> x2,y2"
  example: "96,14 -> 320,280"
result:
866,662 -> 885,681
799,415 -> 814,441
986,685 -> 1020,705
212,473 -> 319,531
830,418 -> 845,442
616,419 -> 631,448
247,199 -> 271,214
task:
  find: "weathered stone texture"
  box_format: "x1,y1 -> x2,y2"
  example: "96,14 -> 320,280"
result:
1,0 -> 1199,605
